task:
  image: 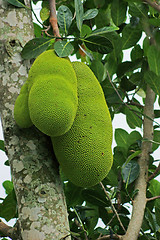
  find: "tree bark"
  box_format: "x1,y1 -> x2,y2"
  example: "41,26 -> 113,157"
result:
123,85 -> 155,240
0,0 -> 71,239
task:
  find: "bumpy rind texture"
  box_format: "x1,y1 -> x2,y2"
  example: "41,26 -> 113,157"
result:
51,62 -> 113,187
14,82 -> 33,128
14,50 -> 78,137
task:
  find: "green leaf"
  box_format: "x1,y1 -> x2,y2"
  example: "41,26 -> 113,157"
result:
104,53 -> 117,77
83,8 -> 98,20
155,110 -> 160,118
125,106 -> 143,129
149,18 -> 160,27
117,59 -> 142,78
57,5 -> 73,34
80,24 -> 92,38
122,25 -> 142,50
128,2 -> 148,18
123,150 -> 141,168
149,179 -> 160,209
127,130 -> 142,148
91,26 -> 119,36
84,35 -> 113,54
33,23 -> 42,38
4,160 -> 9,166
95,8 -> 110,29
152,130 -> 160,152
90,60 -> 104,82
155,207 -> 160,226
3,181 -> 14,195
94,0 -> 105,8
21,38 -> 52,60
75,0 -> 84,32
0,190 -> 17,221
54,40 -> 74,57
81,189 -> 109,207
5,0 -> 25,8
144,71 -> 160,96
131,44 -> 143,61
0,140 -> 5,151
111,0 -> 127,26
147,45 -> 160,76
40,2 -> 50,22
115,128 -> 129,149
64,182 -> 83,207
122,160 -> 140,186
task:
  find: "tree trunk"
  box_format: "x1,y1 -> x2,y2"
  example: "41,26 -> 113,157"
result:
0,0 -> 71,239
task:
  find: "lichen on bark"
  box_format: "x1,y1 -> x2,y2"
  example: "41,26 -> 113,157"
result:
0,0 -> 71,239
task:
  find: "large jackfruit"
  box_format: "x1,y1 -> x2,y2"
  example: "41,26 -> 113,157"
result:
51,62 -> 113,187
14,82 -> 33,128
14,50 -> 78,137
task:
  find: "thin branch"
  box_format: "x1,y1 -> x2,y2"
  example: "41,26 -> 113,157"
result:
49,0 -> 61,38
100,182 -> 126,233
0,219 -> 22,240
147,195 -> 160,202
148,163 -> 160,181
143,0 -> 160,13
97,234 -> 123,240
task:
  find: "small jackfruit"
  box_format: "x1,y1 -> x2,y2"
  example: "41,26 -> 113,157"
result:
14,50 -> 78,137
14,82 -> 33,128
51,62 -> 113,187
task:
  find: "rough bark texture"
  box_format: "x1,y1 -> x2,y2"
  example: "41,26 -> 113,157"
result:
0,0 -> 71,239
123,85 -> 155,240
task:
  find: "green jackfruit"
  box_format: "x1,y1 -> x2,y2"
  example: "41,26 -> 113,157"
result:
14,82 -> 33,128
14,50 -> 78,137
51,62 -> 113,187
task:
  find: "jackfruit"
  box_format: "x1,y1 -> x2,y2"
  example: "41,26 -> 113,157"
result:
51,62 -> 113,187
14,82 -> 33,128
14,50 -> 78,137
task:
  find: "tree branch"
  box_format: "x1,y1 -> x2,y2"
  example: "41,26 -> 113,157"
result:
123,85 -> 155,240
143,0 -> 160,13
0,219 -> 22,240
100,182 -> 126,233
147,196 -> 160,201
148,163 -> 160,181
97,235 -> 123,240
49,0 -> 61,38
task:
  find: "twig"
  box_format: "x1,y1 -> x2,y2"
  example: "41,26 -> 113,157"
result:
100,182 -> 126,233
49,0 -> 61,38
97,234 -> 123,240
148,163 -> 160,181
147,196 -> 160,202
73,208 -> 88,240
143,0 -> 160,13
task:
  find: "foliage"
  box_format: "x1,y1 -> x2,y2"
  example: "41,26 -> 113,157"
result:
1,0 -> 160,239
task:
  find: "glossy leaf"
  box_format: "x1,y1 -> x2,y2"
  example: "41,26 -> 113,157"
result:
75,0 -> 84,32
40,1 -> 50,22
149,179 -> 160,209
83,8 -> 98,20
57,5 -> 73,33
3,181 -> 14,195
91,26 -> 119,36
144,71 -> 160,96
0,140 -> 5,151
81,189 -> 109,207
122,160 -> 140,186
84,35 -> 113,54
5,0 -> 25,8
0,190 -> 17,221
122,25 -> 142,50
115,128 -> 129,149
90,60 -> 104,82
125,106 -> 143,129
152,130 -> 160,152
111,0 -> 127,26
128,2 -> 148,18
131,44 -> 143,61
147,45 -> 160,76
54,40 -> 74,57
21,38 -> 52,60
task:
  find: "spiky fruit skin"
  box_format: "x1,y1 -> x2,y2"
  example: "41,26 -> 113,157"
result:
14,82 -> 33,128
51,62 -> 113,187
14,50 -> 78,137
